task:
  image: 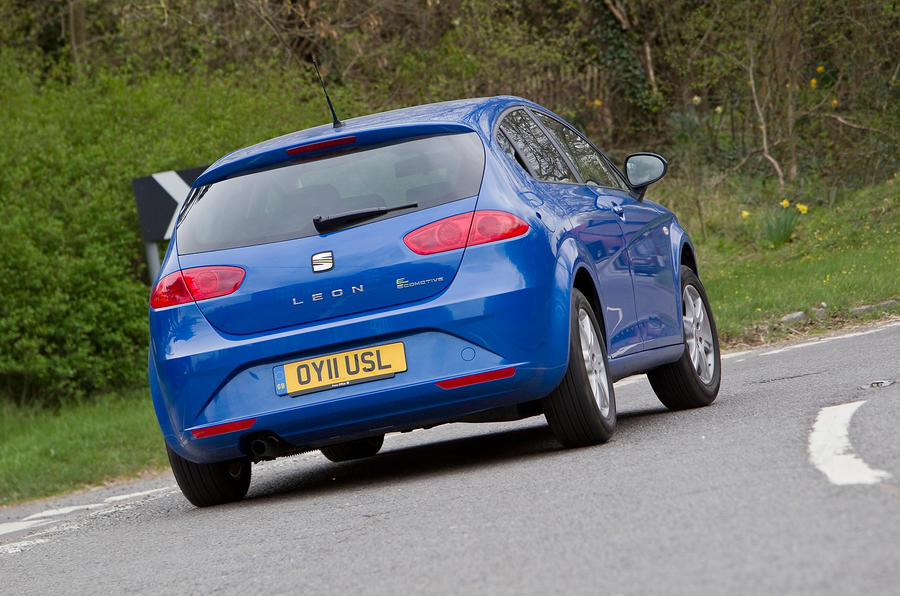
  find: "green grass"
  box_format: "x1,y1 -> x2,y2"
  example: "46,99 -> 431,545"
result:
676,181 -> 900,343
0,388 -> 167,506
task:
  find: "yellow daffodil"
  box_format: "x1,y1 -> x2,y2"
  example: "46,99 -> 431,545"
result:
592,99 -> 603,108
741,210 -> 750,219
831,99 -> 838,107
796,203 -> 808,214
816,65 -> 825,74
691,95 -> 702,105
780,199 -> 790,208
810,78 -> 818,89
714,105 -> 723,114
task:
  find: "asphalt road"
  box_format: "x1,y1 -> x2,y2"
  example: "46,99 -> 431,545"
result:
2,321 -> 898,595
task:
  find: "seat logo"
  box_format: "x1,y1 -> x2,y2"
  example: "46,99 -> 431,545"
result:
311,251 -> 334,273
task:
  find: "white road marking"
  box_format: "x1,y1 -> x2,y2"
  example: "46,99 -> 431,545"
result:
0,520 -> 53,538
762,321 -> 900,356
808,400 -> 892,486
722,350 -> 753,360
23,503 -> 106,521
1,486 -> 180,550
0,538 -> 49,555
103,487 -> 171,503
0,516 -> 95,556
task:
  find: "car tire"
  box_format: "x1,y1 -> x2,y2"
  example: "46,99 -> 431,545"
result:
320,434 -> 385,463
166,444 -> 251,507
648,265 -> 721,410
542,288 -> 617,447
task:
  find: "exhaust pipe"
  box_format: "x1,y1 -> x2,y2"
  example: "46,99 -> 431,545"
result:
249,435 -> 280,460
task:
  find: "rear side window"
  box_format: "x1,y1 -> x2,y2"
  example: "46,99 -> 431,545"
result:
499,109 -> 576,184
533,112 -> 624,189
177,132 -> 485,254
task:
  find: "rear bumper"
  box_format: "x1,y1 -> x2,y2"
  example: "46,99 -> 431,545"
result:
150,239 -> 571,463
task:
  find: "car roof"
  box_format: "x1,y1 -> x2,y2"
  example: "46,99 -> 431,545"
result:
194,96 -> 541,187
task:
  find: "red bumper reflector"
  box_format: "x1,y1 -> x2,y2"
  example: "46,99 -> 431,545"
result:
286,135 -> 356,155
191,418 -> 257,439
435,367 -> 516,389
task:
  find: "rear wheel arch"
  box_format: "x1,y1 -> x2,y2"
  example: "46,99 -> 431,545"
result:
542,287 -> 617,447
572,266 -> 607,342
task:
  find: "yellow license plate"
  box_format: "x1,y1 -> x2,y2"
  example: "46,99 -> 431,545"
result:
274,342 -> 407,396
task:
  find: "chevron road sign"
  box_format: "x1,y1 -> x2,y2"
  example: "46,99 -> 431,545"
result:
132,166 -> 206,281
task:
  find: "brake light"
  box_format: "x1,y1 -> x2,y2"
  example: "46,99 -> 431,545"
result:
286,135 -> 356,156
468,211 -> 530,246
403,212 -> 473,254
403,211 -> 529,255
150,266 -> 245,309
183,266 -> 245,300
150,271 -> 191,309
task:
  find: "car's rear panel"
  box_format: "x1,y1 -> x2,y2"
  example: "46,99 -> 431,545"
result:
150,226 -> 568,462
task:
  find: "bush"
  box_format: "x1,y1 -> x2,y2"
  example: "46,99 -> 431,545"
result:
0,48 -> 357,405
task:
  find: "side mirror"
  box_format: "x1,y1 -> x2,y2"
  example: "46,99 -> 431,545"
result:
624,153 -> 667,198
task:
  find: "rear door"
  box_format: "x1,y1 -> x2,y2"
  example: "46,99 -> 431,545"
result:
614,196 -> 681,349
498,109 -> 641,359
175,132 -> 485,335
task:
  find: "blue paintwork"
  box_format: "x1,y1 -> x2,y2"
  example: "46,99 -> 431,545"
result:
149,96 -> 702,464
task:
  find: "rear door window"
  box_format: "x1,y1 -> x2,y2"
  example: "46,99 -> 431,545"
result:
499,109 -> 576,184
533,112 -> 625,189
176,132 -> 485,254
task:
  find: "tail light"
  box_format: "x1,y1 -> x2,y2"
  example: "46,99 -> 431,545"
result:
403,211 -> 529,255
150,266 -> 245,309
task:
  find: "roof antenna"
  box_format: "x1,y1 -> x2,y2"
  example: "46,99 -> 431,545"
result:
311,56 -> 343,129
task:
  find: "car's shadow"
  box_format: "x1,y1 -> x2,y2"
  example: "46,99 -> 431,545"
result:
244,406 -> 671,505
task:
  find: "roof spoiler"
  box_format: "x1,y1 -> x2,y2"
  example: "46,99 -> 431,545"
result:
193,123 -> 474,187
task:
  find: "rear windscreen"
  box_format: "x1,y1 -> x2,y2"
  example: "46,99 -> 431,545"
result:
176,132 -> 485,254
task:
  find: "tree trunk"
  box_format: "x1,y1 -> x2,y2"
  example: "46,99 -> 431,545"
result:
68,0 -> 86,73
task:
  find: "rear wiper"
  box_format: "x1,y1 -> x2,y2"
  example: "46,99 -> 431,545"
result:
313,202 -> 418,233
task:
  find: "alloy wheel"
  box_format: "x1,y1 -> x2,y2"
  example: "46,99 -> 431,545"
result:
682,285 -> 715,384
578,308 -> 611,417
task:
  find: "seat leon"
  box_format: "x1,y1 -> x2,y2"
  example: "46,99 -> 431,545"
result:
149,96 -> 721,506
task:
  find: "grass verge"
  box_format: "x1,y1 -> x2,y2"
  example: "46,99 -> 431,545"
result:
659,180 -> 900,344
0,388 -> 166,506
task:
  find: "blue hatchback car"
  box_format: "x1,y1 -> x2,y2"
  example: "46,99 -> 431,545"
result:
149,96 -> 721,506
